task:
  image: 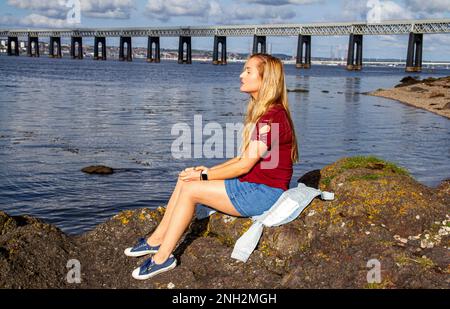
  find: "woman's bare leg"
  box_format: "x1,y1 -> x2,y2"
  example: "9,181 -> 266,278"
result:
152,180 -> 240,264
146,177 -> 184,246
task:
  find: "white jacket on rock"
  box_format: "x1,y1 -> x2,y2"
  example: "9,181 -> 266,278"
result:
195,182 -> 335,262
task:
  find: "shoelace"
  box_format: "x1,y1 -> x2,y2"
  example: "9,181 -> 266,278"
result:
141,258 -> 154,272
135,238 -> 147,249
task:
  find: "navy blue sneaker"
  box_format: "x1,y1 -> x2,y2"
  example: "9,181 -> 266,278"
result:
132,255 -> 177,280
124,237 -> 160,257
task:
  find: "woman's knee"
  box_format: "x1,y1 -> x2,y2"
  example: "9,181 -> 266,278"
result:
176,175 -> 186,187
179,182 -> 197,202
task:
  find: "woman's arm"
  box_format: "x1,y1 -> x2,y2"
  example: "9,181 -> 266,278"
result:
179,140 -> 267,181
194,157 -> 241,171
207,140 -> 264,180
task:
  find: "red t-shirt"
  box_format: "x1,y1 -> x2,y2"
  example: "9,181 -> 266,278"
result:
238,104 -> 294,191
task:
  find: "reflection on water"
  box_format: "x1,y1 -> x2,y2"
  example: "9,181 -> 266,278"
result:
345,77 -> 361,103
0,56 -> 449,234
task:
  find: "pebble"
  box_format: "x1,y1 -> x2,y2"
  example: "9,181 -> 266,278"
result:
223,215 -> 236,224
438,226 -> 449,236
167,282 -> 175,289
408,235 -> 420,240
420,239 -> 434,249
394,235 -> 408,243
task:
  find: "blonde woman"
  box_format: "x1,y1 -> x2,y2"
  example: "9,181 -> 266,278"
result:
125,53 -> 299,280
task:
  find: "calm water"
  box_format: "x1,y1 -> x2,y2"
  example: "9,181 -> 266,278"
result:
0,56 -> 449,234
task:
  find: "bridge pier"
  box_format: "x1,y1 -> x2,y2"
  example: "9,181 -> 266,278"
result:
7,37 -> 19,56
406,32 -> 423,72
347,34 -> 363,71
70,36 -> 83,59
253,35 -> 266,54
94,36 -> 106,60
296,35 -> 311,69
119,36 -> 132,61
213,36 -> 227,65
48,36 -> 62,58
178,36 -> 192,64
146,36 -> 160,63
27,36 -> 39,57
49,37 -> 62,58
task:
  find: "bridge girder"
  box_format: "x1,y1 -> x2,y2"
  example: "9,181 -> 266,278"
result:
1,20 -> 449,38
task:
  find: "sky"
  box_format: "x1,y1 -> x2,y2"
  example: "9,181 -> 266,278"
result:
0,0 -> 449,60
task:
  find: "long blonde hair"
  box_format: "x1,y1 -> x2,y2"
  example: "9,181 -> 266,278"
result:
240,53 -> 299,163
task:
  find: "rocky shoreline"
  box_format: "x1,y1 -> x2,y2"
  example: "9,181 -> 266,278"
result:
1,156 -> 449,289
367,76 -> 450,119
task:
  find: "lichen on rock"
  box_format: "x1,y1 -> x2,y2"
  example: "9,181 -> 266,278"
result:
1,156 -> 448,288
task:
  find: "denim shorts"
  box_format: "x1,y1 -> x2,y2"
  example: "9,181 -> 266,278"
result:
224,178 -> 284,217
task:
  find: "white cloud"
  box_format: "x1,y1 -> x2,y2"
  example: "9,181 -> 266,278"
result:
21,13 -> 72,27
7,0 -> 135,20
216,5 -> 296,24
82,0 -> 135,19
0,13 -> 71,28
0,15 -> 19,26
7,0 -> 66,11
368,0 -> 414,21
341,0 -> 414,22
243,0 -> 322,5
375,34 -> 406,49
144,0 -> 212,21
144,0 -> 297,23
406,0 -> 450,16
340,0 -> 449,22
1,0 -> 135,27
425,33 -> 450,46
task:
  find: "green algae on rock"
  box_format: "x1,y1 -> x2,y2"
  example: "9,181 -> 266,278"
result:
1,156 -> 448,288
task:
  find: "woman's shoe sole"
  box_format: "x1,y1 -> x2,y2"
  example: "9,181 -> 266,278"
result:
124,247 -> 158,257
132,260 -> 177,280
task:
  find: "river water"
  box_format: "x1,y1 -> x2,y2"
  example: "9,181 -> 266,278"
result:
0,56 -> 449,234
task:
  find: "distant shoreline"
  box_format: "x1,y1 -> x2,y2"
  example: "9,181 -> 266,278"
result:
367,76 -> 450,119
1,54 -> 450,70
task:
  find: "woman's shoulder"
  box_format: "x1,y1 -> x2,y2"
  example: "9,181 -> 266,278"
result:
261,104 -> 288,123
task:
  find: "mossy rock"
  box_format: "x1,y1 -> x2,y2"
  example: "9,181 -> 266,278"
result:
206,214 -> 253,246
1,156 -> 449,288
318,156 -> 409,191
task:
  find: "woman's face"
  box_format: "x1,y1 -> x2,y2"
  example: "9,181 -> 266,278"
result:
240,57 -> 262,99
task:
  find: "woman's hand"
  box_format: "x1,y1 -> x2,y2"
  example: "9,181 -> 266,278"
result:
178,168 -> 202,182
194,166 -> 208,172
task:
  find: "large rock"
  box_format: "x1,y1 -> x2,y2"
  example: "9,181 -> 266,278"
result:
0,212 -> 77,288
81,165 -> 114,175
1,156 -> 448,288
73,207 -> 165,288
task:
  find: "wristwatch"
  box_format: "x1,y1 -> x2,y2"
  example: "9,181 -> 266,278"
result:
201,169 -> 208,181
